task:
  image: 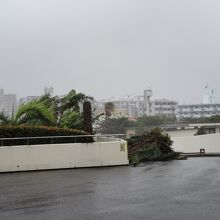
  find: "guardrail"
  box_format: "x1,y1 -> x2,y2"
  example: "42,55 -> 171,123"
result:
0,134 -> 126,146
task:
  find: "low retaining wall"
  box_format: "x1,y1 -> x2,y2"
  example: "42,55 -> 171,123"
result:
0,141 -> 129,173
172,133 -> 220,153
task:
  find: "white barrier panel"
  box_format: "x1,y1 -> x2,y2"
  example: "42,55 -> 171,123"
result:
0,141 -> 129,172
172,133 -> 220,153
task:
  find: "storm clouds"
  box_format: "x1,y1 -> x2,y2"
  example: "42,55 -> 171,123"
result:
0,0 -> 220,103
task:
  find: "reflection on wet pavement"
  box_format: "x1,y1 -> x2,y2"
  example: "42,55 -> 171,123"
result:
1,158 -> 220,220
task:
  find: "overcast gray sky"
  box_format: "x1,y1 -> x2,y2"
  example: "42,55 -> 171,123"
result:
0,0 -> 220,104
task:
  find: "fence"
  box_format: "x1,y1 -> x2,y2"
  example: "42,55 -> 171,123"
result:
0,134 -> 126,147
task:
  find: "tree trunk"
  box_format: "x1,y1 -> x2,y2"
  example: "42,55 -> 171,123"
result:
83,101 -> 93,134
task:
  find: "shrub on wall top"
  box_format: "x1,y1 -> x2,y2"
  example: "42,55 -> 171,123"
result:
0,125 -> 93,146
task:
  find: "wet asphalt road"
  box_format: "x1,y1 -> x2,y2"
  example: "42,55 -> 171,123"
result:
1,158 -> 220,220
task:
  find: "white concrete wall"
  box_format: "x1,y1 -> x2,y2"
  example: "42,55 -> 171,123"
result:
0,141 -> 129,173
168,129 -> 198,138
172,133 -> 220,153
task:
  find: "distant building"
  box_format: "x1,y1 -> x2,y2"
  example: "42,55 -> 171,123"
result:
96,90 -> 178,119
151,99 -> 177,118
0,89 -> 17,116
97,85 -> 220,120
177,85 -> 220,119
19,87 -> 54,105
176,103 -> 220,118
19,96 -> 40,105
97,99 -> 140,119
95,106 -> 128,120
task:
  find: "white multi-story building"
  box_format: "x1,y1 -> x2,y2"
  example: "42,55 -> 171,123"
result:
176,85 -> 220,119
151,99 -> 177,118
0,89 -> 17,116
97,90 -> 178,119
176,103 -> 220,118
96,99 -> 139,119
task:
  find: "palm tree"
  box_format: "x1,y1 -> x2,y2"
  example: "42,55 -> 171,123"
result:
56,90 -> 92,127
59,110 -> 83,130
59,89 -> 93,114
38,92 -> 60,121
36,89 -> 94,128
0,101 -> 56,126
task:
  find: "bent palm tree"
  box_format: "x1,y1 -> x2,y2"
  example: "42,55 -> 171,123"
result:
15,101 -> 56,125
0,102 -> 56,126
38,93 -> 60,120
60,90 -> 93,114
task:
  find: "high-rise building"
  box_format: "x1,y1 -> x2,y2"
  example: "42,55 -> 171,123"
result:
0,89 -> 17,116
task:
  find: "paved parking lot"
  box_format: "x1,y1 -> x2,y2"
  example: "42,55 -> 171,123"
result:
1,158 -> 220,220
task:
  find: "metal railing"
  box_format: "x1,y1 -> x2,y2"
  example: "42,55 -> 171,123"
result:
0,134 -> 126,147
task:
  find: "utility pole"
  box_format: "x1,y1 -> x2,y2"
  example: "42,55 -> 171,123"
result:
144,89 -> 153,116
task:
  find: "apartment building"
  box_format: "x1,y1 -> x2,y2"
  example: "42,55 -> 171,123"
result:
176,103 -> 220,118
176,85 -> 220,118
97,92 -> 178,119
0,89 -> 17,116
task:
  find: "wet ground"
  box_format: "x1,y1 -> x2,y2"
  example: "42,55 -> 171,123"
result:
1,158 -> 220,220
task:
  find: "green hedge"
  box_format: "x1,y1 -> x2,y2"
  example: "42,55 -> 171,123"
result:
0,125 -> 93,146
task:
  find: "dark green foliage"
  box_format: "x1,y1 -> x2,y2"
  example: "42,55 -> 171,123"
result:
137,115 -> 220,127
98,117 -> 136,134
38,93 -> 60,120
83,101 -> 93,134
97,115 -> 177,135
59,90 -> 93,115
59,111 -> 84,130
179,115 -> 220,124
128,128 -> 176,163
36,89 -> 96,130
0,113 -> 10,125
15,101 -> 56,126
137,115 -> 177,127
0,125 -> 93,146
